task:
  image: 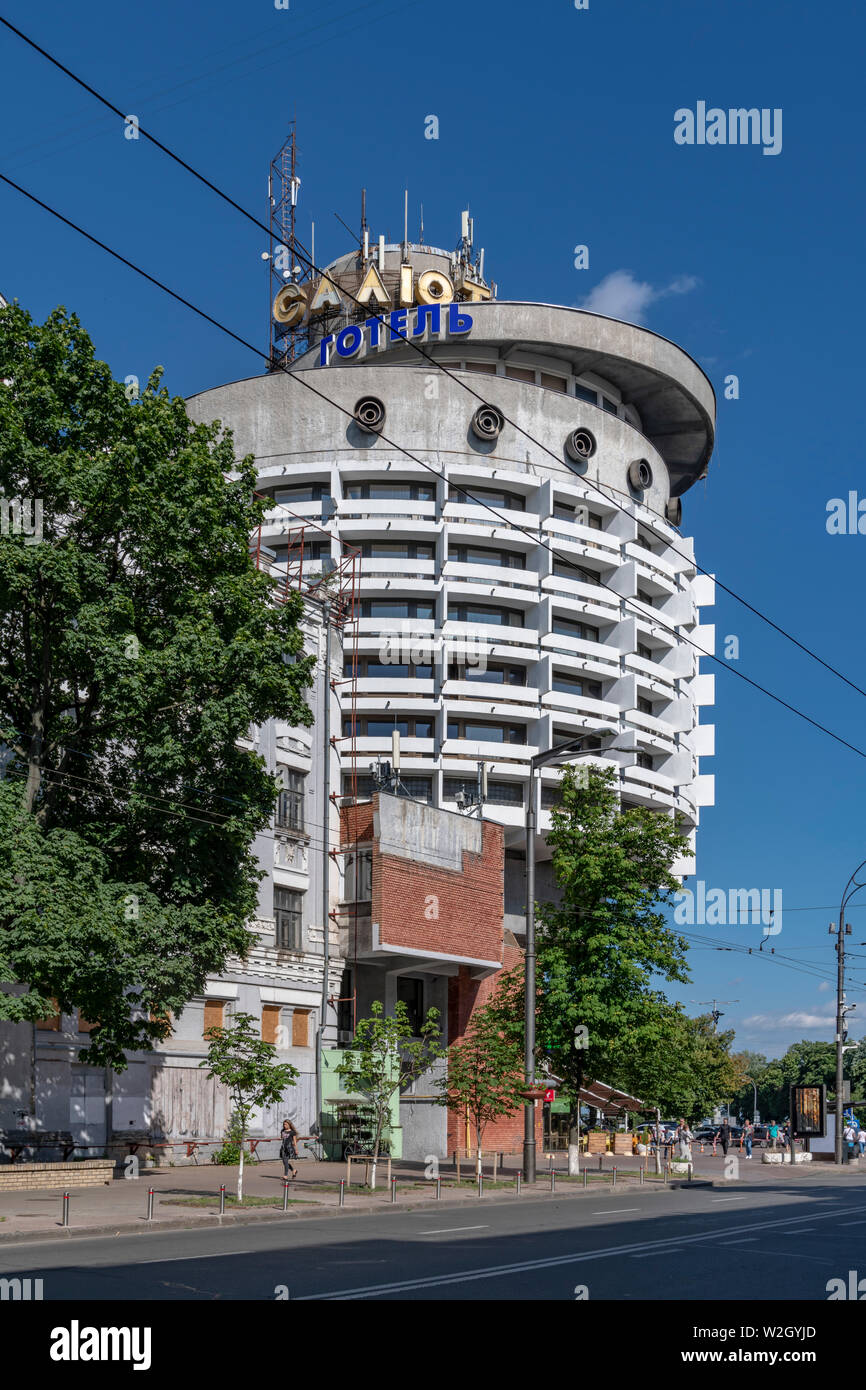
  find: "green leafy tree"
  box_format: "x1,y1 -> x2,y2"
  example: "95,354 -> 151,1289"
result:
336,1001 -> 442,1189
436,1007 -> 525,1176
200,1011 -> 298,1202
486,764 -> 691,1172
0,304 -> 314,1068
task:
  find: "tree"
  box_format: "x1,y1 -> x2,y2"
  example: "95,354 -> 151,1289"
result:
486,764 -> 691,1173
200,1011 -> 298,1203
0,304 -> 314,1068
335,1001 -> 442,1189
436,1007 -> 525,1176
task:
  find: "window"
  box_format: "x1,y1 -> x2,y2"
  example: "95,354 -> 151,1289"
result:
553,559 -> 600,584
78,1013 -> 99,1034
449,485 -> 525,512
449,544 -> 526,569
346,658 -> 433,680
275,889 -> 303,950
552,674 -> 602,698
361,540 -> 435,559
397,977 -> 424,1035
343,773 -> 374,799
574,383 -> 598,404
602,396 -> 619,415
636,752 -> 655,771
262,1004 -> 281,1045
345,481 -> 435,501
444,777 -> 523,806
203,1000 -> 224,1038
292,1009 -> 311,1048
271,539 -> 331,564
552,730 -> 601,751
465,360 -> 498,375
400,776 -> 433,802
448,662 -> 525,685
540,373 -> 567,393
541,785 -> 563,808
337,969 -> 354,1035
637,589 -> 655,607
637,643 -> 654,661
505,364 -> 534,382
276,769 -> 304,832
552,616 -> 600,641
552,502 -> 602,529
345,850 -> 373,903
272,483 -> 327,503
343,716 -> 434,738
637,697 -> 654,716
361,598 -> 435,620
448,602 -> 524,627
447,719 -> 527,744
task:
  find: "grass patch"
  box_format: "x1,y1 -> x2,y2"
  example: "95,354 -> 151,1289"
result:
162,1194 -> 308,1209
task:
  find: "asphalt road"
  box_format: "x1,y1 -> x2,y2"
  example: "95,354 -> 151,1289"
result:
1,1175 -> 861,1301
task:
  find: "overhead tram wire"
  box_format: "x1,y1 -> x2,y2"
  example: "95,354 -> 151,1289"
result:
3,16 -> 865,705
4,172 -> 866,769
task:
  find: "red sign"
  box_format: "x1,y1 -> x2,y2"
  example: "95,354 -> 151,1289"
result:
544,1088 -> 555,1103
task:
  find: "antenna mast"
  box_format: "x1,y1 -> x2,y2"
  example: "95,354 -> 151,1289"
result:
268,123 -> 312,369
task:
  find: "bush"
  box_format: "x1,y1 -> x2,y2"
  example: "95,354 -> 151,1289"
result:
212,1115 -> 258,1166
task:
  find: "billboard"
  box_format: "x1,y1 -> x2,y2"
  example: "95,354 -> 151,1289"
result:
790,1084 -> 826,1138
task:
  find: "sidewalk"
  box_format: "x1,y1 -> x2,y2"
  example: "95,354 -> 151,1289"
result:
0,1150 -> 859,1244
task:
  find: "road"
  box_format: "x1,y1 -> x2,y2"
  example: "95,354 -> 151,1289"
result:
0,1171 -> 860,1301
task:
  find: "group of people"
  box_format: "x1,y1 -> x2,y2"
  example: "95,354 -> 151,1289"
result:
843,1114 -> 866,1158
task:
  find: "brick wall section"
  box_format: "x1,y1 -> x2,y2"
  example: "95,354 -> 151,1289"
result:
341,797 -> 540,1157
341,798 -> 505,965
0,1161 -> 114,1191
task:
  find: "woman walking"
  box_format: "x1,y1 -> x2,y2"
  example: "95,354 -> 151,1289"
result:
280,1118 -> 299,1180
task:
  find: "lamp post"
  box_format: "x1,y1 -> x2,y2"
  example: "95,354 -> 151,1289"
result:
751,1080 -> 758,1125
522,731 -> 633,1184
833,858 -> 866,1164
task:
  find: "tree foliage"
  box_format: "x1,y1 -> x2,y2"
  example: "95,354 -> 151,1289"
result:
0,304 -> 314,1065
436,1006 -> 525,1172
336,1000 -> 442,1187
200,1011 -> 298,1202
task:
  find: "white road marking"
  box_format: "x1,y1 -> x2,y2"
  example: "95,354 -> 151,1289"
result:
711,1196 -> 747,1203
418,1226 -> 489,1236
299,1200 -> 866,1299
140,1250 -> 256,1264
592,1208 -> 639,1215
631,1248 -> 682,1258
724,1237 -> 758,1243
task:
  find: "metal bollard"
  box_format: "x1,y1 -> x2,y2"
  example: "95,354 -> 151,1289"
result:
339,1179 -> 345,1208
598,1154 -> 603,1171
219,1185 -> 226,1215
283,1179 -> 290,1212
61,1192 -> 70,1227
640,1165 -> 644,1185
435,1177 -> 441,1201
583,1167 -> 588,1188
477,1172 -> 483,1197
664,1162 -> 669,1186
390,1176 -> 397,1204
550,1168 -> 556,1193
516,1172 -> 522,1196
612,1167 -> 617,1188
146,1187 -> 154,1221
548,1155 -> 554,1172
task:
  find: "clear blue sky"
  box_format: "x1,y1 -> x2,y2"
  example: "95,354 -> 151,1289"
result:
2,0 -> 865,1060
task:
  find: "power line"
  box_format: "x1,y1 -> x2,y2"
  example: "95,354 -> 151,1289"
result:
4,12 -> 864,706
6,171 -> 866,770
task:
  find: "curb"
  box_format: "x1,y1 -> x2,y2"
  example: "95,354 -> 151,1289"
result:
0,1176 -> 670,1246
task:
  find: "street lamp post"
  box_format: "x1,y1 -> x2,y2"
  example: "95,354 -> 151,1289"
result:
833,858 -> 866,1164
522,732 -> 632,1184
751,1080 -> 758,1125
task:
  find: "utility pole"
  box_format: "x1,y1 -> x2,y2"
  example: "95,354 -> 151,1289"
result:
694,999 -> 738,1032
831,916 -> 852,1165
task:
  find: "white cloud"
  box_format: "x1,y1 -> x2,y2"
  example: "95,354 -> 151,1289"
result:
743,1011 -> 835,1031
578,270 -> 698,325
817,981 -> 831,993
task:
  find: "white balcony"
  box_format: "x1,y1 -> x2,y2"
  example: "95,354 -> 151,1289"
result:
443,503 -> 539,532
442,561 -> 539,595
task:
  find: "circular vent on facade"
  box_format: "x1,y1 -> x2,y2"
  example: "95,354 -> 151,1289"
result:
354,396 -> 386,434
471,404 -> 505,441
565,428 -> 596,463
628,458 -> 653,491
665,497 -> 682,526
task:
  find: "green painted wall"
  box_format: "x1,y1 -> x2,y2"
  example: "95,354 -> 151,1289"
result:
320,1049 -> 403,1159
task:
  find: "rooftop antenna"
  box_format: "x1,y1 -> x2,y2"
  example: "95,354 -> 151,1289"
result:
403,188 -> 408,258
267,122 -> 311,368
361,188 -> 369,262
419,202 -> 424,245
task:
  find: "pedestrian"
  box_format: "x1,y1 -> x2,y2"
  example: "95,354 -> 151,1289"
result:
717,1120 -> 731,1157
677,1118 -> 694,1162
279,1118 -> 298,1180
768,1121 -> 779,1150
844,1121 -> 856,1160
743,1119 -> 754,1159
859,1127 -> 866,1158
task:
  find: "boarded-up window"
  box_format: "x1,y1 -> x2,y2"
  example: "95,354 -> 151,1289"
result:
203,1000 -> 224,1038
292,1009 -> 311,1048
36,999 -> 61,1031
78,1013 -> 98,1033
262,1005 -> 281,1045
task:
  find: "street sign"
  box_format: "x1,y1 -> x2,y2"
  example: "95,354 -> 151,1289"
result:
790,1084 -> 826,1138
544,1089 -> 555,1103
